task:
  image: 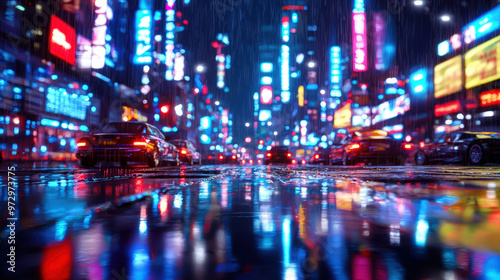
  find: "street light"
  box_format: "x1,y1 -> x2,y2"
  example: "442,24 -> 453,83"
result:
307,61 -> 316,68
215,101 -> 220,106
195,65 -> 205,72
440,15 -> 451,22
245,122 -> 250,127
413,0 -> 423,6
320,89 -> 325,95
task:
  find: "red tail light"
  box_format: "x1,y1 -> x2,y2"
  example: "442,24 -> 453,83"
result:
181,149 -> 187,154
287,153 -> 292,157
249,159 -> 254,164
232,155 -> 236,159
134,141 -> 148,146
77,142 -> 86,147
266,153 -> 272,157
404,144 -> 412,150
242,160 -> 246,164
292,159 -> 297,164
301,160 -> 306,164
348,143 -> 360,151
314,154 -> 319,159
219,155 -> 223,160
419,141 -> 424,148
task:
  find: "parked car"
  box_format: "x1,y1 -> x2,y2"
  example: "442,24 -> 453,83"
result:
264,146 -> 293,165
75,122 -> 179,168
170,139 -> 202,165
330,130 -> 406,166
309,147 -> 331,165
413,131 -> 500,166
217,152 -> 241,165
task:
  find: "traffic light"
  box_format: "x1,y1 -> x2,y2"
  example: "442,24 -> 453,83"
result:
161,105 -> 169,113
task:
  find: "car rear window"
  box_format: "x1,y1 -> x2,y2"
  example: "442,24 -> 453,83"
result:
93,123 -> 146,134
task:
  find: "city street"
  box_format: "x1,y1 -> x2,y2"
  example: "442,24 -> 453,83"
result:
2,164 -> 500,279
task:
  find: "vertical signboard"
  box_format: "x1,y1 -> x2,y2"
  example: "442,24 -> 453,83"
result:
330,46 -> 342,97
49,16 -> 76,65
352,0 -> 367,72
165,0 -> 176,80
133,10 -> 152,64
373,13 -> 385,71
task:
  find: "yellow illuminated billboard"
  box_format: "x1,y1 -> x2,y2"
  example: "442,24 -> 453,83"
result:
434,56 -> 463,98
334,103 -> 351,128
465,35 -> 500,89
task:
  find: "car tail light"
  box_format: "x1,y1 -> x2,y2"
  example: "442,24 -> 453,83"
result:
249,159 -> 254,164
292,159 -> 297,164
348,143 -> 360,151
258,159 -> 262,164
287,153 -> 292,157
219,155 -> 223,160
266,153 -> 272,157
314,154 -> 319,159
181,149 -> 187,154
134,141 -> 148,146
242,160 -> 246,164
419,141 -> 424,148
208,155 -> 212,160
77,142 -> 86,147
232,155 -> 236,159
301,160 -> 306,164
404,144 -> 412,150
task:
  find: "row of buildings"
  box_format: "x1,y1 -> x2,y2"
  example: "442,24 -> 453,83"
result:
0,0 -> 233,163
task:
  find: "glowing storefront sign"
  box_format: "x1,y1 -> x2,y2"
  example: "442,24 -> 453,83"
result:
480,89 -> 500,106
434,56 -> 463,98
409,68 -> 428,94
465,35 -> 500,89
165,0 -> 176,80
435,100 -> 461,117
334,103 -> 351,128
76,35 -> 92,69
297,85 -> 304,107
352,12 -> 368,71
371,94 -> 410,125
49,16 -> 76,65
261,62 -> 273,72
133,10 -> 152,64
216,54 -> 225,88
281,45 -> 290,91
330,46 -> 342,97
260,86 -> 273,104
351,106 -> 370,127
46,87 -> 90,120
463,5 -> 500,44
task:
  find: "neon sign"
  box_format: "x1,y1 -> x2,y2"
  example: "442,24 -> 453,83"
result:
438,40 -> 450,56
49,16 -> 75,65
92,0 -> 110,69
330,46 -> 342,97
435,100 -> 461,117
173,52 -> 184,81
260,86 -> 273,104
352,12 -> 367,71
374,13 -> 385,70
45,87 -> 90,120
371,94 -> 410,125
133,10 -> 152,64
480,89 -> 500,106
282,16 -> 290,42
165,0 -> 176,80
216,54 -> 225,88
281,45 -> 290,92
463,5 -> 500,44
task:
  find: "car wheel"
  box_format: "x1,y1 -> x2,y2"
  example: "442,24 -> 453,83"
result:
468,144 -> 484,166
79,158 -> 96,168
148,150 -> 160,168
415,150 -> 427,165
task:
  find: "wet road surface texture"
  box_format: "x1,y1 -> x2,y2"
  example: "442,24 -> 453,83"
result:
2,165 -> 500,280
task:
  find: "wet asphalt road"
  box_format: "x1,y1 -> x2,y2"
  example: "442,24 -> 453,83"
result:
2,165 -> 500,280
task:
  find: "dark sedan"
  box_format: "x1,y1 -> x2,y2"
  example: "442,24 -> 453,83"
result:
414,132 -> 500,166
171,139 -> 202,165
330,130 -> 406,166
75,122 -> 179,168
264,146 -> 292,165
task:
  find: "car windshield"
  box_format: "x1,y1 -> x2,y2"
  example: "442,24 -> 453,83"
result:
93,123 -> 146,134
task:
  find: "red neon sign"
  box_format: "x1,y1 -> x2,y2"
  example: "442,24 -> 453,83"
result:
282,5 -> 305,10
49,16 -> 76,65
480,89 -> 500,106
435,100 -> 461,117
260,86 -> 273,104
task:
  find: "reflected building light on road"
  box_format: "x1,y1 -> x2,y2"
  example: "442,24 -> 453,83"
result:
390,224 -> 401,246
282,217 -> 291,266
415,219 -> 429,247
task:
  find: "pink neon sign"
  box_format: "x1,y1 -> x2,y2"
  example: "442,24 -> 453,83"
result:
352,12 -> 368,72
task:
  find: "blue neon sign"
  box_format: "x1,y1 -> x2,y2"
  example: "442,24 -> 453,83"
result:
409,68 -> 428,95
330,46 -> 342,97
437,40 -> 450,56
463,5 -> 500,44
133,10 -> 152,64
